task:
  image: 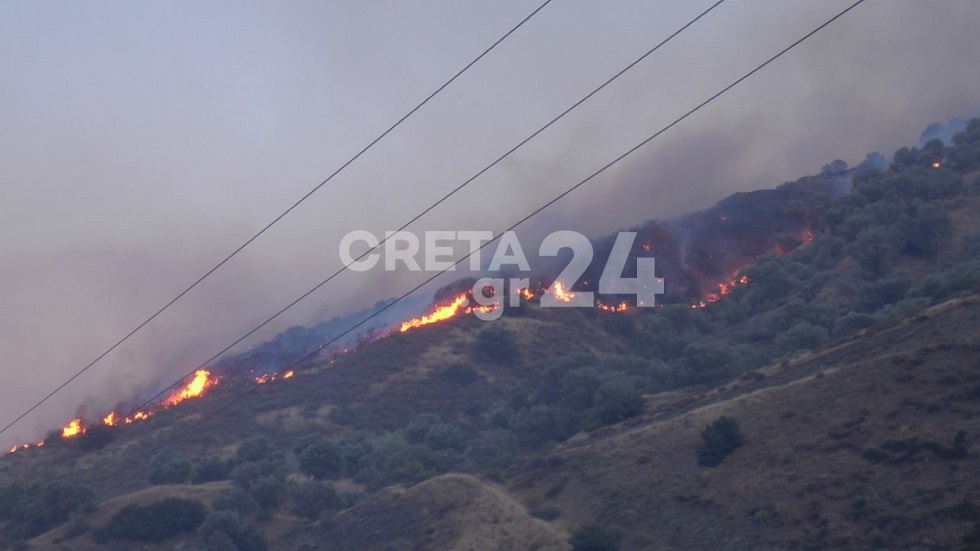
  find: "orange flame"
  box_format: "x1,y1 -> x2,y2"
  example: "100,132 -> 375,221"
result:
550,281 -> 576,303
399,294 -> 470,333
283,370 -> 294,379
162,369 -> 216,407
596,300 -> 628,312
690,274 -> 750,309
62,418 -> 84,438
103,412 -> 116,426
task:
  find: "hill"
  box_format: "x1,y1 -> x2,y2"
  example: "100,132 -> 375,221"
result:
1,120 -> 979,550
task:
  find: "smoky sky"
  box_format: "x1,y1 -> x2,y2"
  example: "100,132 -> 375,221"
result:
1,0 -> 979,447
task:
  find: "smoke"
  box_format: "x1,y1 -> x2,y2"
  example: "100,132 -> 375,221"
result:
3,1 -> 980,449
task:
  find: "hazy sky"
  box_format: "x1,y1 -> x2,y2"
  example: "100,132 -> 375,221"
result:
1,0 -> 979,447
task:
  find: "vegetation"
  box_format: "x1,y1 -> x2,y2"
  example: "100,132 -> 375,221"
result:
697,416 -> 744,467
92,497 -> 205,543
569,524 -> 620,551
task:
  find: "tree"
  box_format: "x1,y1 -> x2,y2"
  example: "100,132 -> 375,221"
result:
289,481 -> 345,519
590,380 -> 645,427
697,416 -> 744,467
191,456 -> 229,484
296,437 -> 345,480
146,449 -> 191,485
198,511 -> 267,551
92,498 -> 205,543
465,429 -> 519,470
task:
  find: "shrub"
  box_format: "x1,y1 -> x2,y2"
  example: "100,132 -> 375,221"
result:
233,437 -> 279,465
198,511 -> 267,551
473,325 -> 519,363
0,479 -> 96,540
146,449 -> 192,485
697,416 -> 744,467
92,498 -> 205,543
295,437 -> 345,480
77,424 -> 115,451
289,481 -> 345,520
569,524 -> 620,551
191,456 -> 230,484
212,488 -> 259,517
465,429 -> 519,470
589,380 -> 645,427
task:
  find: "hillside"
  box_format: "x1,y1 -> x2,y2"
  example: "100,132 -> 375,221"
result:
1,121 -> 980,550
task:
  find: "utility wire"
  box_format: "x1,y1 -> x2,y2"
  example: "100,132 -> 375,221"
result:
16,0 -> 729,444
0,0 -> 553,440
13,0 -> 865,534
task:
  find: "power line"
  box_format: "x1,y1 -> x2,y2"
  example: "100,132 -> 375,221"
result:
4,0 -> 728,506
166,0 -> 867,446
13,0 -> 865,534
0,0 -> 553,440
16,0 -> 730,448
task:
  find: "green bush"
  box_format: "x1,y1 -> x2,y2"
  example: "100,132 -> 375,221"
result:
92,498 -> 205,543
697,416 -> 744,467
569,524 -> 620,551
198,510 -> 267,551
191,456 -> 229,484
146,449 -> 192,485
295,437 -> 345,480
589,380 -> 645,427
289,481 -> 345,520
0,479 -> 96,540
473,325 -> 519,363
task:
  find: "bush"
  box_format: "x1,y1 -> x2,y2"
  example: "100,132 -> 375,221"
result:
289,481 -> 345,520
233,437 -> 279,465
295,437 -> 345,480
0,479 -> 96,540
697,416 -> 744,467
92,498 -> 205,543
191,456 -> 230,484
198,511 -> 267,551
473,325 -> 519,363
77,424 -> 115,451
589,380 -> 645,427
146,449 -> 192,485
569,524 -> 620,551
465,429 -> 519,470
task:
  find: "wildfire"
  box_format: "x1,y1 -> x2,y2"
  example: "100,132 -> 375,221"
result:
399,294 -> 470,333
162,369 -> 217,407
690,274 -> 750,309
596,300 -> 629,312
520,287 -> 535,301
62,418 -> 84,438
550,281 -> 576,303
103,412 -> 116,426
932,161 -> 941,169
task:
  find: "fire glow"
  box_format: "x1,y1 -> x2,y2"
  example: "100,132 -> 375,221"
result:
398,293 -> 493,333
690,274 -> 750,309
549,281 -> 576,303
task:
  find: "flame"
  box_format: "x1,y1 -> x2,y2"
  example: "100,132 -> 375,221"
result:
162,369 -> 216,407
596,300 -> 628,312
520,287 -> 535,301
103,412 -> 116,426
399,294 -> 470,333
550,281 -> 576,303
932,161 -> 941,169
62,418 -> 84,438
690,274 -> 750,309
255,369 -> 296,385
